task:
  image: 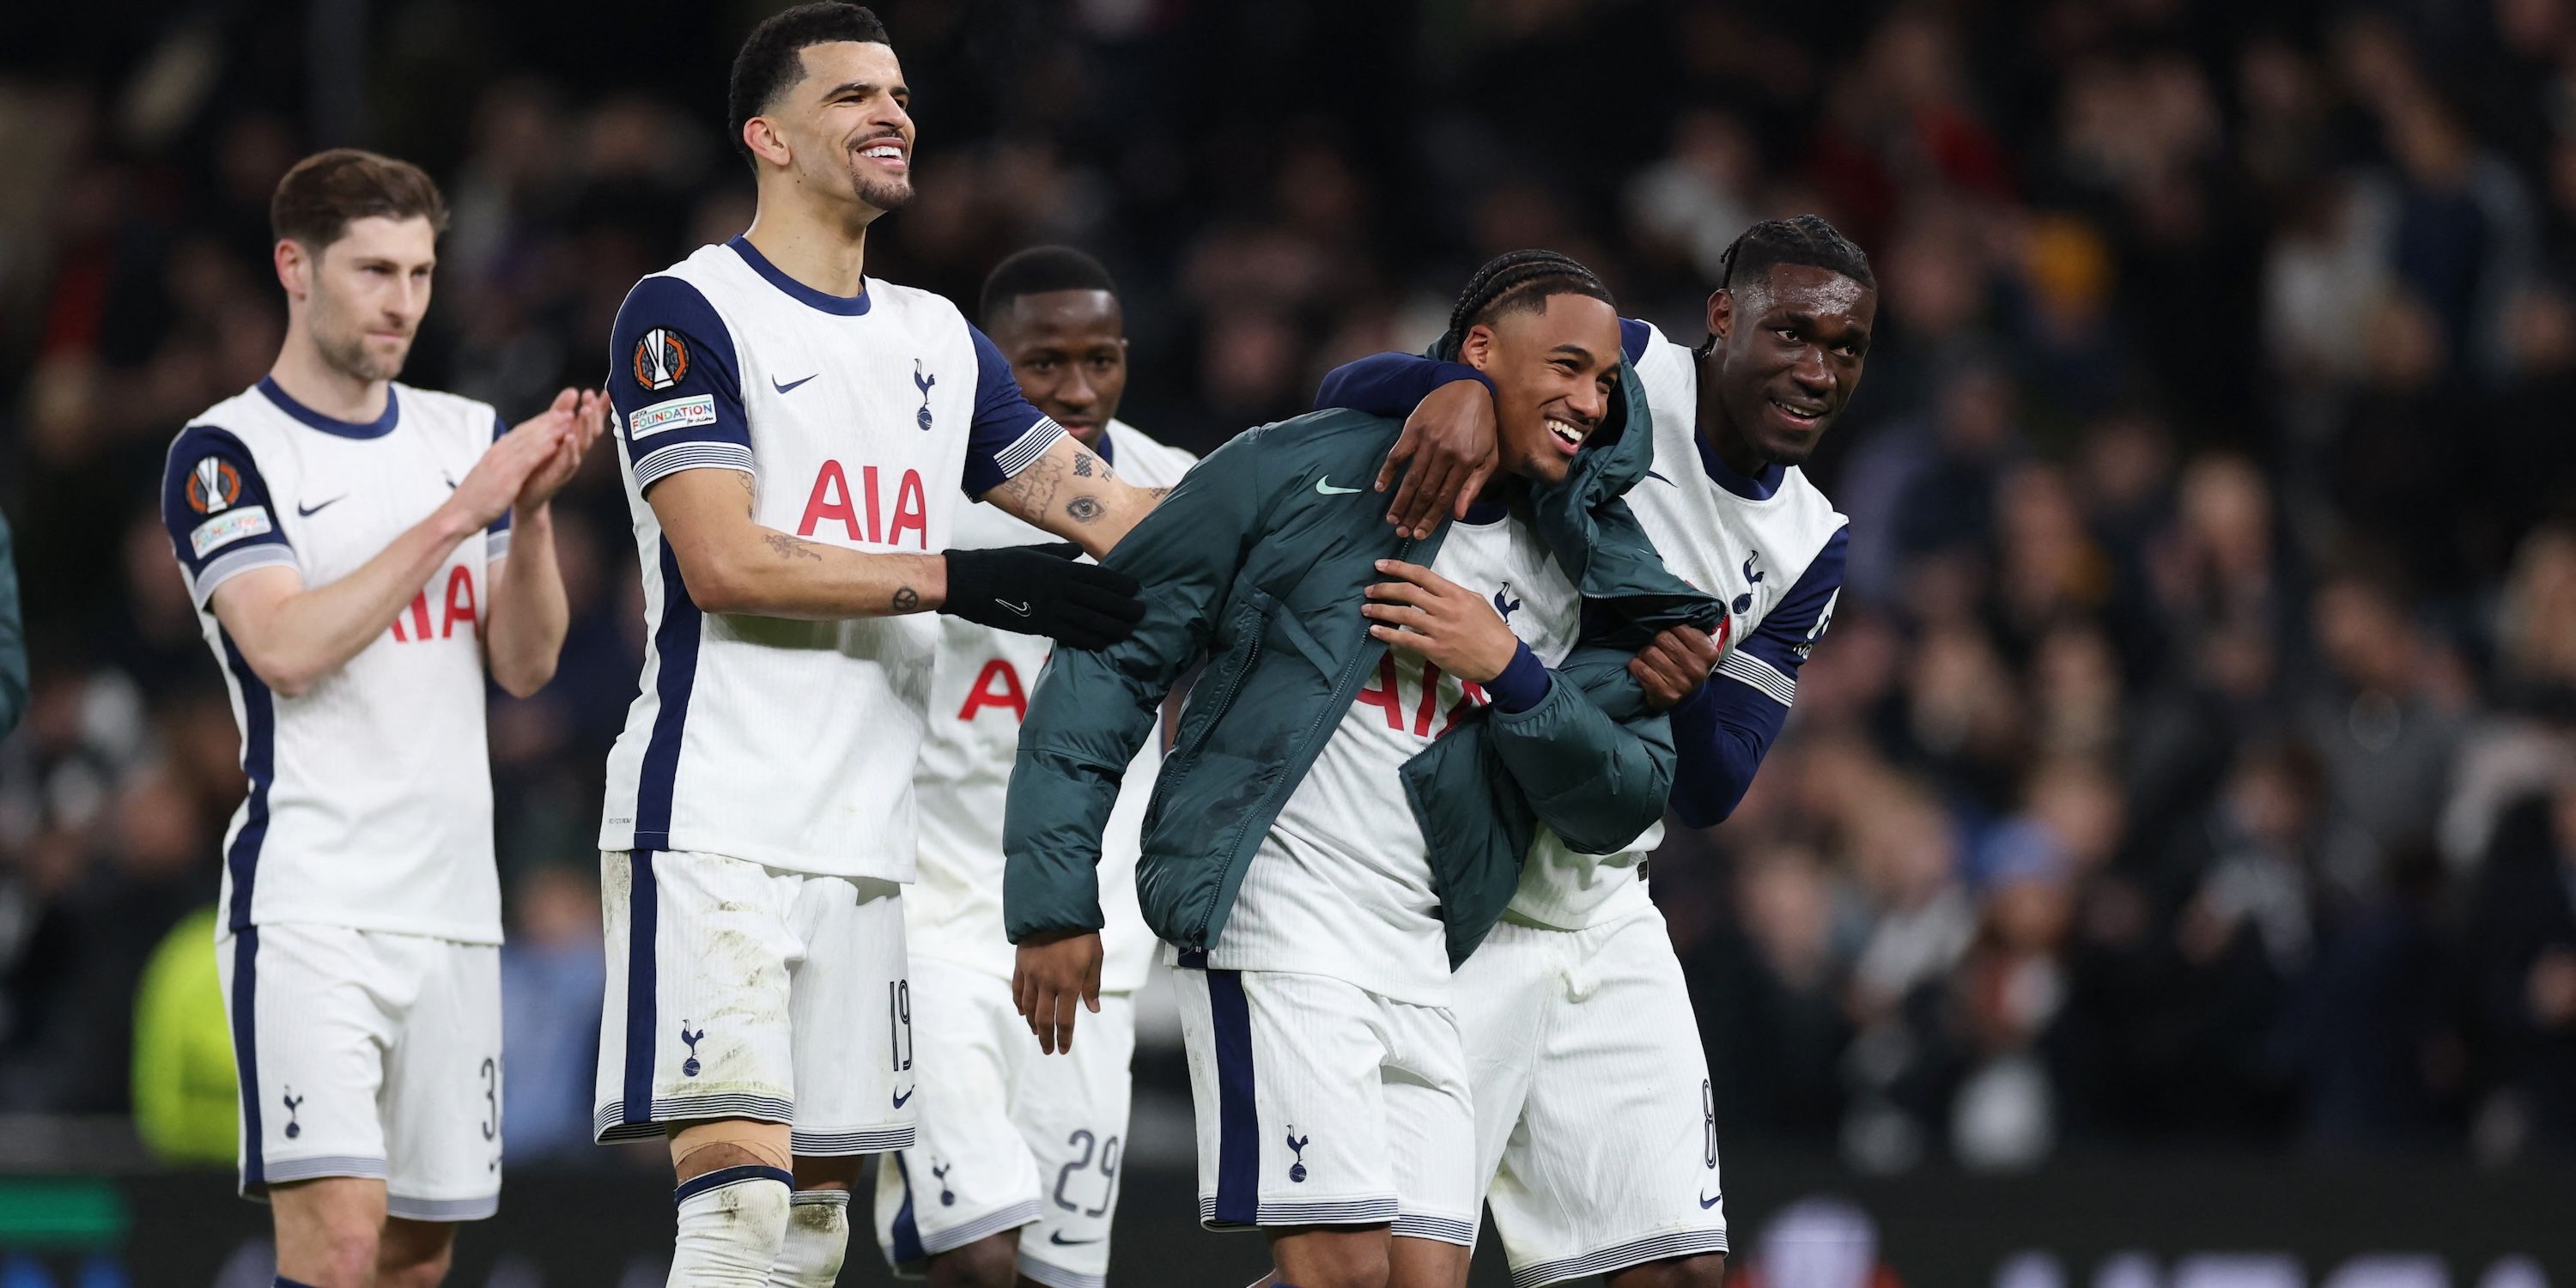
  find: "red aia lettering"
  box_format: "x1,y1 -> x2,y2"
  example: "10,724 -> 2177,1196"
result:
389,568 -> 477,642
956,658 -> 1029,721
1352,653 -> 1487,737
798,462 -> 931,550
799,460 -> 861,541
1354,654 -> 1403,731
441,565 -> 478,638
392,591 -> 432,642
888,469 -> 928,550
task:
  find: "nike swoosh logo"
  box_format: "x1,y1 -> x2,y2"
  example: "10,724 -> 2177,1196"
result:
1314,477 -> 1363,495
441,473 -> 459,490
997,599 -> 1031,617
1048,1233 -> 1103,1247
1645,470 -> 1676,485
296,496 -> 346,517
771,374 -> 817,394
892,1086 -> 915,1108
1699,1191 -> 1723,1209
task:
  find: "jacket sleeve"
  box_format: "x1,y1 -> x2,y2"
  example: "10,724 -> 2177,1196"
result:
1004,432 -> 1268,942
1312,352 -> 1492,417
1481,640 -> 1677,855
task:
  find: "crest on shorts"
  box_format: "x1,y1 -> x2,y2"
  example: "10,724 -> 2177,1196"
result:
633,328 -> 692,392
185,456 -> 242,513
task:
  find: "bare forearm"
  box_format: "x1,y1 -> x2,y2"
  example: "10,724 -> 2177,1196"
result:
485,505 -> 568,696
983,439 -> 1163,556
701,530 -> 947,619
228,502 -> 480,694
651,469 -> 950,620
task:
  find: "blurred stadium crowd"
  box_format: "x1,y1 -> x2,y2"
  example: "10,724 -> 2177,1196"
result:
0,0 -> 2573,1176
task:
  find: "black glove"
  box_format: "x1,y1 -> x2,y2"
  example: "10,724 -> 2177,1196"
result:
940,543 -> 1145,649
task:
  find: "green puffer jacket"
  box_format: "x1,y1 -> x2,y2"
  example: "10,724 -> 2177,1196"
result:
1003,361 -> 1723,967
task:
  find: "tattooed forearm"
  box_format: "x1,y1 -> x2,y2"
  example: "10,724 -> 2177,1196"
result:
989,453 -> 1066,519
891,586 -> 920,612
1072,453 -> 1092,477
763,532 -> 822,561
1066,495 -> 1104,523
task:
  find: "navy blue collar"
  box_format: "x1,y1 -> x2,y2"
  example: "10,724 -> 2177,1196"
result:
1695,431 -> 1785,501
1459,491 -> 1513,526
259,376 -> 399,439
729,236 -> 871,316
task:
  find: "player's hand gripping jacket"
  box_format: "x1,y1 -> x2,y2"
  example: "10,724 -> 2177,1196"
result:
1002,358 -> 1725,969
940,542 -> 1146,650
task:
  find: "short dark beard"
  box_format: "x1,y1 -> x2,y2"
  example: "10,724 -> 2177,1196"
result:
849,161 -> 914,214
319,324 -> 401,384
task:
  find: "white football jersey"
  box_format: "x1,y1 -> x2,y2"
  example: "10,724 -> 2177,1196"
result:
597,238 -> 1066,879
1199,504 -> 1583,1005
161,378 -> 512,944
1509,321 -> 1849,929
908,421 -> 1197,993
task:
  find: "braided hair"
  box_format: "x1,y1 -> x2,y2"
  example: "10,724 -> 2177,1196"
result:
1437,250 -> 1617,360
1716,215 -> 1874,294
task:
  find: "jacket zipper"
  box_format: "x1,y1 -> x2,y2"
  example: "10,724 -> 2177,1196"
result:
1186,536 -> 1414,947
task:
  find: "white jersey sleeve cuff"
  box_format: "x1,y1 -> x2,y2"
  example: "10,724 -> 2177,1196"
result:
993,416 -> 1066,480
635,440 -> 756,491
1717,651 -> 1795,708
189,544 -> 300,608
485,528 -> 513,563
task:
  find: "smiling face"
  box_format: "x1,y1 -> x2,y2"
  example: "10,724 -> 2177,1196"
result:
1708,263 -> 1876,466
1458,293 -> 1624,487
285,214 -> 436,383
989,289 -> 1127,448
755,39 -> 916,216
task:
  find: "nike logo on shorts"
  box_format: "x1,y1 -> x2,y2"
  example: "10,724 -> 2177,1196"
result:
1314,476 -> 1363,495
892,1085 -> 915,1108
1699,1190 -> 1722,1209
1048,1232 -> 1103,1246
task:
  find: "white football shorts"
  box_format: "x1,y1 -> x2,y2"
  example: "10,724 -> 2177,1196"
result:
1461,906 -> 1730,1287
592,848 -> 915,1155
872,957 -> 1135,1288
218,922 -> 501,1221
1172,959 -> 1476,1245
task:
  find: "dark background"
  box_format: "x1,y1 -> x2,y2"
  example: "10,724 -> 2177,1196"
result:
2,0 -> 2574,1283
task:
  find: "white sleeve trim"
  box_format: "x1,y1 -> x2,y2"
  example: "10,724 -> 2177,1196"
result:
190,544 -> 300,608
993,416 -> 1066,479
1717,651 -> 1795,708
635,440 -> 756,490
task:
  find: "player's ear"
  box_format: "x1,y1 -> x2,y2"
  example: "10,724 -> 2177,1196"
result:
1461,323 -> 1498,372
743,116 -> 793,169
1706,289 -> 1735,343
275,240 -> 309,300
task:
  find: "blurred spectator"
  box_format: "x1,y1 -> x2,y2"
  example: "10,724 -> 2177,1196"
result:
496,864 -> 605,1160
131,905 -> 230,1163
